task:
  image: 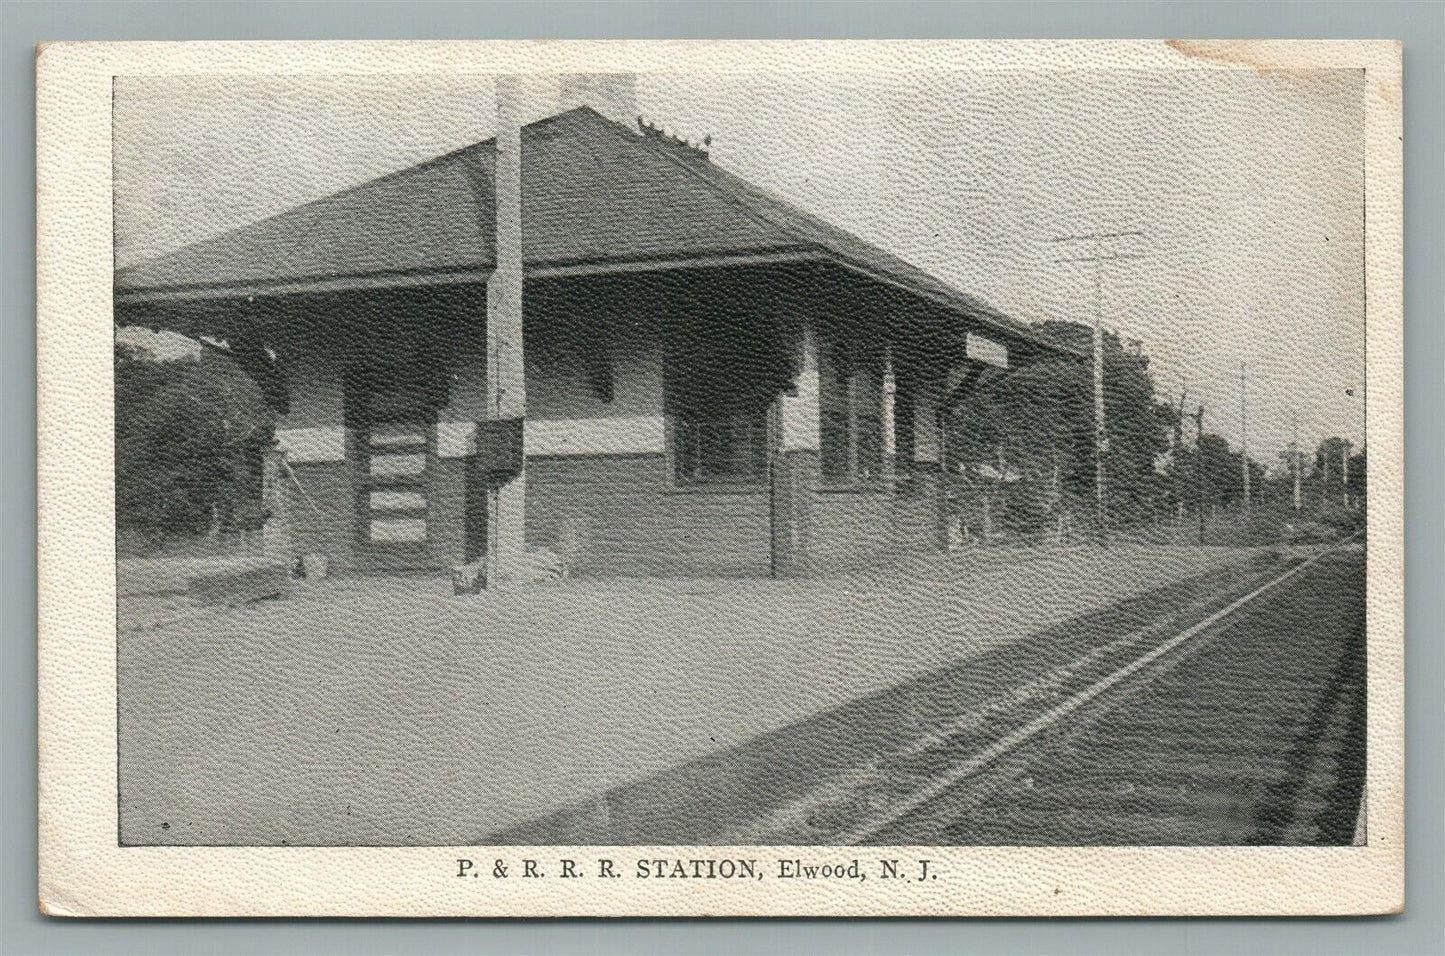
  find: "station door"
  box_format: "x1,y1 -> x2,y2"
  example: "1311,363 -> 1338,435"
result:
356,420 -> 434,571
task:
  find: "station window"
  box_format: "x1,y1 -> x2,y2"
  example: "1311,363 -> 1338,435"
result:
664,322 -> 778,488
820,344 -> 885,484
672,409 -> 768,485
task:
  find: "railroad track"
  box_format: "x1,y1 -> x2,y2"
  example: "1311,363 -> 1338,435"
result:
737,540 -> 1367,847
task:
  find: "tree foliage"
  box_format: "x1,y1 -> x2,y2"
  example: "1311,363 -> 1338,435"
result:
948,321 -> 1173,527
1188,432 -> 1264,508
115,337 -> 276,538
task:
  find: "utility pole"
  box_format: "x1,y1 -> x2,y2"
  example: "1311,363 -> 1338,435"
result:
1192,404 -> 1206,545
1051,229 -> 1144,544
1290,410 -> 1302,513
1174,381 -> 1188,523
1342,438 -> 1352,508
487,76 -> 530,587
1239,361 -> 1250,516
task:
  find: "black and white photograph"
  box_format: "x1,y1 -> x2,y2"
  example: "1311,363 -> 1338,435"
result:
34,38 -> 1405,917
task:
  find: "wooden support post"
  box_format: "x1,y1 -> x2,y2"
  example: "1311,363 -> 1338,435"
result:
774,325 -> 821,576
487,76 -> 527,586
779,326 -> 821,455
882,346 -> 896,484
260,443 -> 292,566
845,367 -> 860,480
910,383 -> 947,551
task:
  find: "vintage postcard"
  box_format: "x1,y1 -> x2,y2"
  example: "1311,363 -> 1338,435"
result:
37,39 -> 1402,917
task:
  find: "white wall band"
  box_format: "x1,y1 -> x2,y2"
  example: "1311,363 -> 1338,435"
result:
435,421 -> 477,459
275,426 -> 346,463
525,415 -> 665,457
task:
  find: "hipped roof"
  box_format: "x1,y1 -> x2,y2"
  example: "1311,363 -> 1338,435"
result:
116,106 -> 1074,356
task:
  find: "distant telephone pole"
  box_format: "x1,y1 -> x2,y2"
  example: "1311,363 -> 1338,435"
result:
1290,410 -> 1302,513
1239,362 -> 1250,515
1174,381 -> 1189,522
1192,403 -> 1207,545
1342,438 -> 1352,508
1051,229 -> 1145,543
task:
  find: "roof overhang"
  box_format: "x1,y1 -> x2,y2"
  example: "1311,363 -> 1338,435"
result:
113,249 -> 822,307
115,245 -> 1085,362
113,266 -> 496,307
822,255 -> 1089,361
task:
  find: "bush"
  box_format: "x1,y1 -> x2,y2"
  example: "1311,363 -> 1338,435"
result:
115,338 -> 275,538
1313,500 -> 1363,534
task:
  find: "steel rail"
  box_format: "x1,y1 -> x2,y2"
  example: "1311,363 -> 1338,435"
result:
841,535 -> 1362,845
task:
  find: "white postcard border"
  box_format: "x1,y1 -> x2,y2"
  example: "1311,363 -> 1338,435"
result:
36,38 -> 1403,917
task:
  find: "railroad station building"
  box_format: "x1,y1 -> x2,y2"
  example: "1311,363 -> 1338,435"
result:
115,85 -> 1080,580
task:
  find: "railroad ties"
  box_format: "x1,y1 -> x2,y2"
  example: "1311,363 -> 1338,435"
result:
742,542 -> 1367,848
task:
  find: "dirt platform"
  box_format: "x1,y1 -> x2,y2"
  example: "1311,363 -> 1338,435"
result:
118,543 -> 1263,845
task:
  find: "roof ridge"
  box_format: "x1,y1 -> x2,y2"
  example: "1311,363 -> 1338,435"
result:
605,113 -> 819,252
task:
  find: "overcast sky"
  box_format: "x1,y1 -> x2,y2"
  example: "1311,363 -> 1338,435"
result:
114,69 -> 1366,464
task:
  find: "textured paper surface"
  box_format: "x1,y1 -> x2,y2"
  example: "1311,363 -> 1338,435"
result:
37,39 -> 1402,917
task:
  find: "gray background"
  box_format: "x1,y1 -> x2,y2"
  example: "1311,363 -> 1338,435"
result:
3,1 -> 1440,953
